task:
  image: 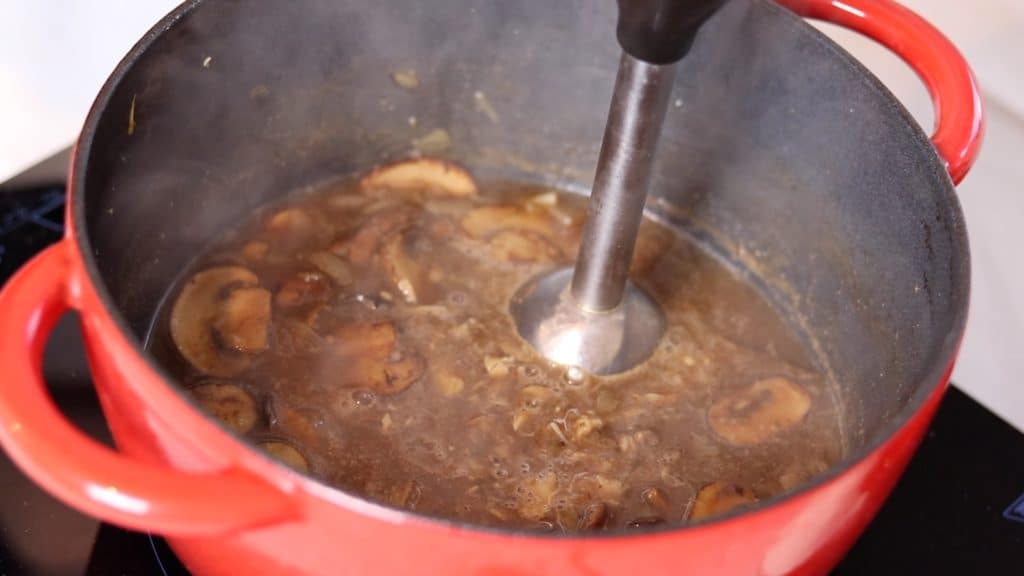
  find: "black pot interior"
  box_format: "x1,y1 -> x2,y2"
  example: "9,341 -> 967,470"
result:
75,0 -> 967,472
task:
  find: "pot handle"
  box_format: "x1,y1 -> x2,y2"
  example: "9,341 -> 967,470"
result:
780,0 -> 984,184
0,242 -> 299,536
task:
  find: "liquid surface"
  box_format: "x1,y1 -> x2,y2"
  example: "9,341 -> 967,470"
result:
149,159 -> 842,533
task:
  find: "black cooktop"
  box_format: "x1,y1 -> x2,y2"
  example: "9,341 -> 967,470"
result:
1,181 -> 1022,576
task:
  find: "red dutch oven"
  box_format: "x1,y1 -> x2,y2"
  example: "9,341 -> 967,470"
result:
0,0 -> 983,574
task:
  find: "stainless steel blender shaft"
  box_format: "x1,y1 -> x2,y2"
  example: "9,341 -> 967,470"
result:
570,52 -> 677,312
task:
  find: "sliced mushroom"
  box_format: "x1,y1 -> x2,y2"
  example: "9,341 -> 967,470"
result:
336,208 -> 413,266
171,266 -> 267,376
259,440 -> 309,474
641,487 -> 669,511
459,204 -> 567,263
708,377 -> 811,446
332,322 -> 397,358
577,502 -> 609,531
369,355 -> 426,395
213,286 -> 271,354
329,322 -> 425,395
266,397 -> 322,448
431,366 -> 465,397
380,233 -> 425,303
487,230 -> 559,263
360,158 -> 478,198
191,382 -> 258,434
574,474 -> 625,505
307,251 -> 353,286
568,412 -> 604,442
689,482 -> 758,521
241,241 -> 269,262
275,271 -> 330,309
264,208 -> 317,248
266,207 -> 312,233
460,205 -> 557,240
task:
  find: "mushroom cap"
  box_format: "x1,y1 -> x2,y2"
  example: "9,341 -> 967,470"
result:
191,382 -> 259,434
170,266 -> 265,377
690,482 -> 758,521
360,158 -> 478,198
707,377 -> 811,446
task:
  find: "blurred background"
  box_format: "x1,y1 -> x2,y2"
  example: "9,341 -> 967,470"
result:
1,0 -> 1020,432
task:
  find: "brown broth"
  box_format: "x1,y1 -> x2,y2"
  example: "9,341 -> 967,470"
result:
148,170 -> 843,533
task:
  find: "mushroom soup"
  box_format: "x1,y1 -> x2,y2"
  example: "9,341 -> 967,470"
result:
148,159 -> 843,533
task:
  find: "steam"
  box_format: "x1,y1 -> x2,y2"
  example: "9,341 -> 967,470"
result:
92,0 -> 624,342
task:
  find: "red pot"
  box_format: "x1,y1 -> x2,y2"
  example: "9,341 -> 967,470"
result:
0,0 -> 983,574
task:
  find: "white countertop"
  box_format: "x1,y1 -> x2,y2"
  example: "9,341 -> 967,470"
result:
2,1 -> 1021,430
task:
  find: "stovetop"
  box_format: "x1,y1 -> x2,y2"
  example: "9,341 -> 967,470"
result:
1,180 -> 1022,575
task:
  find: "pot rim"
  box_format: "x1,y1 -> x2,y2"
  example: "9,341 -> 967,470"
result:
67,0 -> 970,540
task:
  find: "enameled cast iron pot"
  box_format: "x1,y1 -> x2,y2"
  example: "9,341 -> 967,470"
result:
0,0 -> 983,574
